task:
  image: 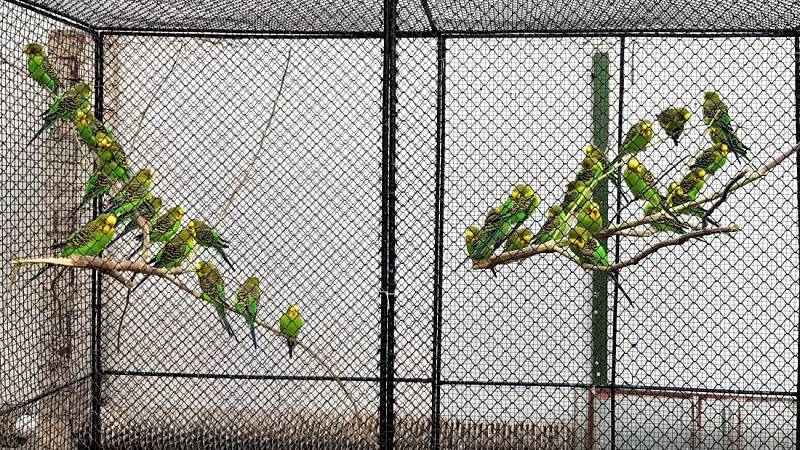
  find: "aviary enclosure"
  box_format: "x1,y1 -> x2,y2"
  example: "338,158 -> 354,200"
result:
0,0 -> 798,448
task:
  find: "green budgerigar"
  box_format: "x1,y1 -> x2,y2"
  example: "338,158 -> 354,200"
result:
562,180 -> 593,213
702,92 -> 748,159
103,168 -> 154,219
574,153 -> 605,185
689,142 -> 729,175
95,132 -> 129,182
150,220 -> 197,269
567,226 -> 609,268
29,82 -> 91,144
279,304 -> 305,358
623,157 -> 662,206
643,200 -> 688,234
195,260 -> 235,338
665,177 -> 718,226
109,194 -> 162,247
577,201 -> 603,235
61,214 -> 117,257
532,204 -> 570,245
656,107 -> 692,146
233,276 -> 261,348
70,169 -> 115,218
468,183 -> 540,260
22,43 -> 59,94
502,227 -> 533,253
465,225 -> 480,257
193,220 -> 233,269
615,120 -> 654,162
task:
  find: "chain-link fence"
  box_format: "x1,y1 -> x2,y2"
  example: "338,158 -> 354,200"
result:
1,0 -> 798,448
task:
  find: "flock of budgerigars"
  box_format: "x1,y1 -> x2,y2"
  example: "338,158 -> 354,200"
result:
22,43 -> 304,355
465,96 -> 748,268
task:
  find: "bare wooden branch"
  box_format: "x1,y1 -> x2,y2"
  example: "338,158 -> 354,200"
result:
582,225 -> 740,272
213,47 -> 293,229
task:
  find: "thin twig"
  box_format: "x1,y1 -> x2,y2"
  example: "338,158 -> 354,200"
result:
10,254 -> 376,449
581,225 -> 740,272
702,170 -> 746,228
213,47 -> 293,229
135,216 -> 151,263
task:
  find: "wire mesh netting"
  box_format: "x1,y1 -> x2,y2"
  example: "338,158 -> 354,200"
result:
1,0 -> 799,449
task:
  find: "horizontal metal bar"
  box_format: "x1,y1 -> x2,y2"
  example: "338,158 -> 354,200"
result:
612,384 -> 798,398
443,28 -> 800,39
0,375 -> 91,417
4,0 -> 95,32
97,28 -> 438,40
442,379 -> 596,389
103,369 -> 432,384
595,387 -> 797,403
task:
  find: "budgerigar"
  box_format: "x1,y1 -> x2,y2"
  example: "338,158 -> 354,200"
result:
129,206 -> 186,259
502,227 -> 533,253
70,170 -> 114,217
468,184 -> 540,260
574,153 -> 605,185
568,226 -> 609,267
577,201 -> 603,235
677,168 -> 707,201
109,195 -> 162,247
22,43 -> 59,94
195,260 -> 235,338
150,220 -> 197,269
30,214 -> 117,282
702,92 -> 748,159
656,107 -> 692,146
643,200 -> 688,234
104,168 -> 154,219
623,157 -> 662,206
233,276 -> 261,348
279,304 -> 305,358
615,120 -> 654,162
29,82 -> 91,144
95,132 -> 129,182
689,143 -> 728,175
562,180 -> 593,213
193,220 -> 234,269
666,178 -> 718,226
465,225 -> 480,257
532,204 -> 570,245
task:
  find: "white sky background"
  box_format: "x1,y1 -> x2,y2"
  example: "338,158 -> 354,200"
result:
1,0 -> 798,444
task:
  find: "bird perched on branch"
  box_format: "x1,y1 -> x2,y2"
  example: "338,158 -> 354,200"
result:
233,276 -> 261,348
129,206 -> 186,258
503,227 -> 533,253
109,195 -> 162,247
29,82 -> 91,144
279,304 -> 304,358
195,260 -> 235,338
643,200 -> 688,234
532,204 -> 570,245
562,180 -> 593,213
22,43 -> 59,94
150,220 -> 197,269
703,92 -> 748,159
70,169 -> 115,218
95,132 -> 129,182
103,168 -> 154,219
467,183 -> 540,261
614,120 -> 654,163
577,201 -> 603,235
193,220 -> 234,269
567,226 -> 608,267
623,157 -> 662,206
656,107 -> 692,146
690,142 -> 729,175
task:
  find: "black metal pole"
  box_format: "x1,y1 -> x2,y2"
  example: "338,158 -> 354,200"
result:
380,0 -> 398,447
89,31 -> 104,450
610,36 -> 626,450
430,34 -> 446,450
794,32 -> 799,450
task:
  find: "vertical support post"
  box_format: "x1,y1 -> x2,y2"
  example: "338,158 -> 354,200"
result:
794,33 -> 799,450
39,29 -> 89,450
430,34 -> 446,450
610,36 -> 627,450
589,49 -> 610,387
90,31 -> 104,450
380,0 -> 398,448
